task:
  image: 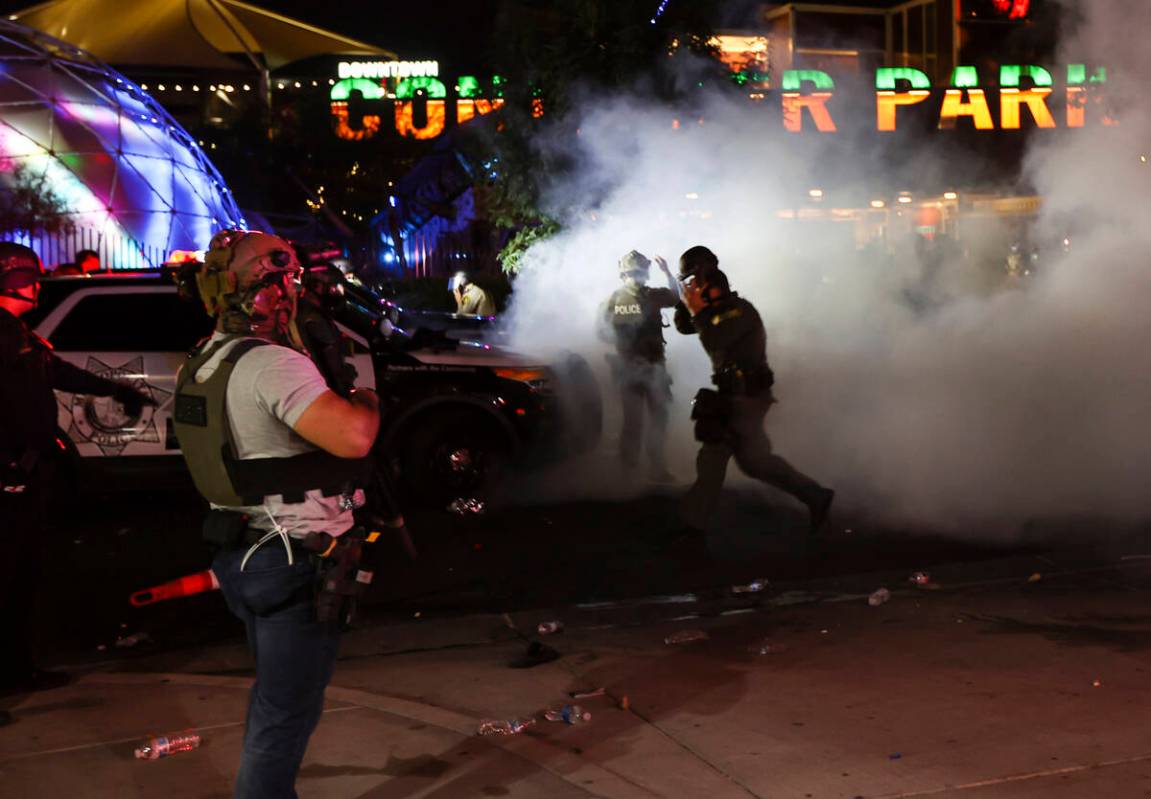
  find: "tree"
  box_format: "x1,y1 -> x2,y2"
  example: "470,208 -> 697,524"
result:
459,0 -> 724,273
0,163 -> 76,237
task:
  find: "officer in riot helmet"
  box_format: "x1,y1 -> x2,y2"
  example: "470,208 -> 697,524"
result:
678,244 -> 720,284
291,259 -> 417,561
293,262 -> 357,396
673,249 -> 834,539
173,230 -> 380,795
597,249 -> 680,481
0,243 -> 154,714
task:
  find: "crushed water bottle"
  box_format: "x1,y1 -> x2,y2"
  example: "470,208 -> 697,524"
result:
537,620 -> 563,635
448,498 -> 486,515
868,587 -> 891,606
477,718 -> 534,736
134,733 -> 201,760
544,704 -> 591,725
664,629 -> 709,645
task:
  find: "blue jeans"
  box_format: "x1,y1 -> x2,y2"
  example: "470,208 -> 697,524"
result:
213,542 -> 341,799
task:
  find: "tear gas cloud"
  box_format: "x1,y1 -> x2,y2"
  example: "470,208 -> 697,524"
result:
504,1 -> 1151,535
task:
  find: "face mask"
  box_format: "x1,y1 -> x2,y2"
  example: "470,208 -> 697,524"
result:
244,273 -> 299,342
624,272 -> 648,290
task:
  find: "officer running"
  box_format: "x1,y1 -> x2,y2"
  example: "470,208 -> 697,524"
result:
173,231 -> 380,797
673,245 -> 834,537
0,243 -> 153,724
598,250 -> 679,480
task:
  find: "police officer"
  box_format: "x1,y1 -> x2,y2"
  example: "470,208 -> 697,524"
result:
173,231 -> 380,797
291,261 -> 416,561
674,246 -> 834,536
453,271 -> 496,316
598,250 -> 679,480
0,243 -> 153,717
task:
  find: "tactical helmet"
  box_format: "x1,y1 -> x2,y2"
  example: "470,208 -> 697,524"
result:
618,250 -> 651,276
0,242 -> 44,302
678,245 -> 719,281
196,230 -> 302,336
302,262 -> 346,310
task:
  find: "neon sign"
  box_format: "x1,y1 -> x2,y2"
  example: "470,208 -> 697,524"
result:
328,64 -> 1112,141
330,74 -> 508,141
992,0 -> 1030,20
784,64 -> 1112,134
337,60 -> 439,79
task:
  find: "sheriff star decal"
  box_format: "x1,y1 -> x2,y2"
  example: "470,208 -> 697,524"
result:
56,356 -> 172,456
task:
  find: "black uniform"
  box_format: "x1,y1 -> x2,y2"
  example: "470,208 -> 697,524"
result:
674,294 -> 829,530
0,308 -> 145,685
293,301 -> 412,555
600,284 -> 678,473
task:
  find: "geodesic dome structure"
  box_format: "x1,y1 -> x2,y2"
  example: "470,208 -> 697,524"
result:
0,20 -> 245,269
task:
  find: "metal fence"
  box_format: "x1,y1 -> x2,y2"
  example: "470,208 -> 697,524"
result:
6,227 -> 168,270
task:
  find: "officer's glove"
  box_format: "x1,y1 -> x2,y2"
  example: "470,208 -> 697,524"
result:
112,384 -> 157,418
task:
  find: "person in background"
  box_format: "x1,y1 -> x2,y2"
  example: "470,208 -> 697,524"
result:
0,242 -> 153,724
453,271 -> 496,316
75,249 -> 101,274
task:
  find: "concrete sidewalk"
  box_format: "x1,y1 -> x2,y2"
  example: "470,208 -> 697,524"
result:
4,557 -> 1151,798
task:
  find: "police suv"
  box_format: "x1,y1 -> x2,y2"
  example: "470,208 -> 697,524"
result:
26,271 -> 601,505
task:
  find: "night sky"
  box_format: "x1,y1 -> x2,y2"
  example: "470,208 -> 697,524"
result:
259,0 -> 501,73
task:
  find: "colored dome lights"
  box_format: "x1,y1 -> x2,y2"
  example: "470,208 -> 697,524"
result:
0,20 -> 244,269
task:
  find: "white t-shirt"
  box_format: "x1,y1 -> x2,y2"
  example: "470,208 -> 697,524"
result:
191,332 -> 360,537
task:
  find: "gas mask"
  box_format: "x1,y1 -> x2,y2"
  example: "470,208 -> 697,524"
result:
623,269 -> 649,291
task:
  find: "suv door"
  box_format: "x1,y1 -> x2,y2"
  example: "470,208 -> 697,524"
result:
35,286 -> 213,459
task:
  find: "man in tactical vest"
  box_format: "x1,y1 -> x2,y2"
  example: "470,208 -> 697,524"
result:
0,243 -> 153,721
598,250 -> 679,481
173,231 -> 380,797
673,246 -> 834,538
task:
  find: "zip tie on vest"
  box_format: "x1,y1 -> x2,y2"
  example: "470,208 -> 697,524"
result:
240,507 -> 295,571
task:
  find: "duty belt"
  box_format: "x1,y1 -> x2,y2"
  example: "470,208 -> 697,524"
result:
712,365 -> 773,396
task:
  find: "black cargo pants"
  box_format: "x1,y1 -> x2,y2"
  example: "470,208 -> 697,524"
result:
681,392 -> 826,530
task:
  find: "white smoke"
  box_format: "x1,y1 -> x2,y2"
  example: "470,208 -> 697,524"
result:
503,3 -> 1151,535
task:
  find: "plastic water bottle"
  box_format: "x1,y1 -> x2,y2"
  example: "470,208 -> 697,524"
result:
544,704 -> 590,725
868,587 -> 891,607
537,621 -> 563,635
477,718 -> 534,736
664,629 -> 709,645
134,733 -> 201,759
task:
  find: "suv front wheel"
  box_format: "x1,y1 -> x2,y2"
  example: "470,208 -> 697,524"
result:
397,408 -> 511,508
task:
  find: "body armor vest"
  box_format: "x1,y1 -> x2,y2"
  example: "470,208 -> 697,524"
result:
172,337 -> 368,507
608,286 -> 666,363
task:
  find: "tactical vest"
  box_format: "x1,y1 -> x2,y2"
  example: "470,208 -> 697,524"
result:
609,287 -> 666,363
172,337 -> 368,507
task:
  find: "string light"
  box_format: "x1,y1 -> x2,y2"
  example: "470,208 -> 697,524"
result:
650,0 -> 672,24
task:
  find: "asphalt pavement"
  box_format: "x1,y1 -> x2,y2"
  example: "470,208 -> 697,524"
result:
5,545 -> 1151,798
